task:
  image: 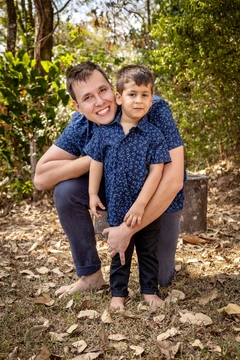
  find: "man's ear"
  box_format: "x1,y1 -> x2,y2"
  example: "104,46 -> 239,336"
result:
115,92 -> 122,105
73,100 -> 83,114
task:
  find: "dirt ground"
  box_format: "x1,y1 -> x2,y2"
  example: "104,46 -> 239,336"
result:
0,159 -> 239,359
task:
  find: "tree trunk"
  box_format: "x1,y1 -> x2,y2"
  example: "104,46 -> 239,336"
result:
6,0 -> 17,54
34,0 -> 53,73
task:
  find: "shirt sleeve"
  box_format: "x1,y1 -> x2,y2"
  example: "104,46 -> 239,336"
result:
84,127 -> 105,162
54,112 -> 91,157
150,135 -> 172,165
148,96 -> 183,151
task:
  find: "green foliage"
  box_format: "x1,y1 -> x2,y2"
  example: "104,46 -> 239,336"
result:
145,0 -> 240,169
0,50 -> 71,200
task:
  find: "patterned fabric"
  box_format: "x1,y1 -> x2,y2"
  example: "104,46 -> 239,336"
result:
85,112 -> 171,226
54,95 -> 185,212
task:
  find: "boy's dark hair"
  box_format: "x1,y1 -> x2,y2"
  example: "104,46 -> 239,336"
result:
115,65 -> 155,94
66,61 -> 110,102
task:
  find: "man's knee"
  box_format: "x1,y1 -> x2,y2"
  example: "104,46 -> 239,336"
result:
54,178 -> 88,210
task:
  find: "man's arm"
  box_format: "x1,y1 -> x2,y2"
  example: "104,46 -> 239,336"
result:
124,163 -> 164,226
34,144 -> 92,190
104,146 -> 184,264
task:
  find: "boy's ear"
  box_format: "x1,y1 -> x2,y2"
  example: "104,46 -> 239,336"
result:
115,92 -> 122,105
150,94 -> 153,106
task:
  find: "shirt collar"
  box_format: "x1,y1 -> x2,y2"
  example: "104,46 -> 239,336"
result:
109,111 -> 150,132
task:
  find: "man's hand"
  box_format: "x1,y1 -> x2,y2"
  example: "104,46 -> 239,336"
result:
102,222 -> 134,265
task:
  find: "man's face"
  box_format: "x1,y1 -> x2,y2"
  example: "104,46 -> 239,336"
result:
72,70 -> 117,125
116,81 -> 152,122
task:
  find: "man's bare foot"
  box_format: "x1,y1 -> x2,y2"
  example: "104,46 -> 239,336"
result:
110,296 -> 125,310
143,294 -> 164,310
55,269 -> 106,299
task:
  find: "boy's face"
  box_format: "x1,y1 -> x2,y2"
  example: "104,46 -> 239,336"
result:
116,81 -> 152,121
72,70 -> 118,125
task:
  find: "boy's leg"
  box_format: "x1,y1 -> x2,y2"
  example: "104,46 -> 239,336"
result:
158,211 -> 182,287
53,174 -> 106,296
135,217 -> 161,295
110,236 -> 135,308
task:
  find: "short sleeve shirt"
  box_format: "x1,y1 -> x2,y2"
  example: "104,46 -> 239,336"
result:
54,95 -> 185,213
85,113 -> 172,226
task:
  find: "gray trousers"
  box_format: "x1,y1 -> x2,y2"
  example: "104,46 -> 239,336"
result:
54,175 -> 181,286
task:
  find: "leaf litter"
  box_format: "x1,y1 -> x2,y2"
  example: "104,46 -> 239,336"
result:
0,159 -> 240,359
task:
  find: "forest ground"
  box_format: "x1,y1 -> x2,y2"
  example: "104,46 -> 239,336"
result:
0,159 -> 240,360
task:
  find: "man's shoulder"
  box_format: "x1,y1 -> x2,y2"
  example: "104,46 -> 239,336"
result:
69,111 -> 88,126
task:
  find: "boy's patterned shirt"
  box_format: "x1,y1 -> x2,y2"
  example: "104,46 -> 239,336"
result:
55,96 -> 185,213
85,112 -> 172,226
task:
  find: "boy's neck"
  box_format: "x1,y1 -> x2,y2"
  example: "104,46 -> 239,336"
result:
120,115 -> 141,134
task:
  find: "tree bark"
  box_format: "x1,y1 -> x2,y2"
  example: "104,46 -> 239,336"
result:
6,0 -> 17,54
34,0 -> 53,73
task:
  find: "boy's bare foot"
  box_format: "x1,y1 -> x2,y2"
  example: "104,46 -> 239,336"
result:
143,294 -> 164,310
55,269 -> 106,299
110,296 -> 125,310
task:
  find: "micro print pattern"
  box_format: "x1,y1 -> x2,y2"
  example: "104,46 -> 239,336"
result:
85,112 -> 172,226
54,96 -> 185,213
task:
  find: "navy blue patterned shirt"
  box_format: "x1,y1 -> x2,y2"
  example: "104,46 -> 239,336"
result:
55,95 -> 185,213
84,112 -> 172,226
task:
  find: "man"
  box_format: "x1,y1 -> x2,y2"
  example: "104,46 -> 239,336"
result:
34,61 -> 184,298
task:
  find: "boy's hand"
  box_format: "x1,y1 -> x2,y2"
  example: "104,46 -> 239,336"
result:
124,203 -> 145,227
90,194 -> 105,218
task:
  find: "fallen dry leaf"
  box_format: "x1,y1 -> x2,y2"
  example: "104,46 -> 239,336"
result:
20,269 -> 39,279
36,266 -> 49,274
67,324 -> 78,334
33,345 -> 62,359
49,332 -> 68,342
120,310 -> 137,319
66,298 -> 74,309
101,309 -> 112,323
77,310 -> 100,319
179,312 -> 213,326
34,293 -> 54,307
218,303 -> 240,315
153,314 -> 165,323
70,351 -> 102,359
192,339 -> 204,349
165,289 -> 185,304
157,327 -> 178,341
129,344 -> 144,355
112,341 -> 128,352
207,342 -> 222,353
199,289 -> 218,305
72,339 -> 87,353
108,334 -> 128,341
156,340 -> 181,359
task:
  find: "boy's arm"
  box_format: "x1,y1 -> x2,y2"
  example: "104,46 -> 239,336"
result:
104,145 -> 184,264
34,144 -> 92,190
124,163 -> 164,227
89,160 -> 105,217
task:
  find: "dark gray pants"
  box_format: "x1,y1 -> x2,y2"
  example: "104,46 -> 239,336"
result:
54,176 -> 181,286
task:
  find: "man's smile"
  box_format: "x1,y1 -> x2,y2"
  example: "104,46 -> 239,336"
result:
96,106 -> 110,116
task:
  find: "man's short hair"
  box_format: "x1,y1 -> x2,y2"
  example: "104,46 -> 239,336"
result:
115,65 -> 155,94
66,61 -> 110,102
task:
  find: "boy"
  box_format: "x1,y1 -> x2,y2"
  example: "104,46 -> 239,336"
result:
85,65 -> 171,309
